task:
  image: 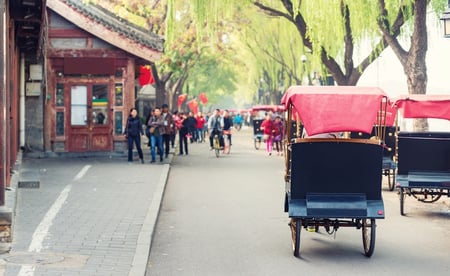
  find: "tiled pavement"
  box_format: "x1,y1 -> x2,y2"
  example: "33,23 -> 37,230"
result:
0,150 -> 172,276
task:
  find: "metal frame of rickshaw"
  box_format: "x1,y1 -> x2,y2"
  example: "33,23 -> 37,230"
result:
283,86 -> 387,258
393,95 -> 450,216
350,104 -> 399,191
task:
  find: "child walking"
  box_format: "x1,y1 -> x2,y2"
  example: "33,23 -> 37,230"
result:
272,115 -> 284,155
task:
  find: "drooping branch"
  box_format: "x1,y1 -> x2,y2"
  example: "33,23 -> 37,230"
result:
377,0 -> 408,63
253,1 -> 294,22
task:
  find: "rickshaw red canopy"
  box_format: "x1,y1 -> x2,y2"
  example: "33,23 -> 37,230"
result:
281,86 -> 388,136
393,95 -> 450,120
251,105 -> 285,112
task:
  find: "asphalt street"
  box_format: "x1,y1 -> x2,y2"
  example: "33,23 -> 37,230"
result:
147,127 -> 450,276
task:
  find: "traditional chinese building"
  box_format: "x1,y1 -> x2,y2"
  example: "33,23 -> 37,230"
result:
44,0 -> 163,152
0,0 -> 163,206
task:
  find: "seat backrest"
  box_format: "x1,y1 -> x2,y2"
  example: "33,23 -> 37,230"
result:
290,140 -> 383,200
350,126 -> 398,158
383,126 -> 397,158
252,119 -> 263,135
397,132 -> 450,175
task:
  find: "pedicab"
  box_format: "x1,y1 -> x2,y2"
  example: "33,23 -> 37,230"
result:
350,103 -> 398,191
283,86 -> 387,258
251,105 -> 284,149
393,95 -> 450,216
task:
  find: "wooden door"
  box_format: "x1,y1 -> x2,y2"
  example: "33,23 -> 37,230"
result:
67,84 -> 112,152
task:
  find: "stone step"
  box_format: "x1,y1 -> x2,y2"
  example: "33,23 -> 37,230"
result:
18,170 -> 40,188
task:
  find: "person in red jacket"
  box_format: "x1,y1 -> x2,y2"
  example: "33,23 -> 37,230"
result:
196,112 -> 207,143
260,113 -> 274,156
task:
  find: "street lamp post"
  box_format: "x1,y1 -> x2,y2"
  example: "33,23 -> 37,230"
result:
440,0 -> 450,37
301,54 -> 307,85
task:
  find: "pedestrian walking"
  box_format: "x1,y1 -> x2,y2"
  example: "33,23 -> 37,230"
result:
144,109 -> 154,147
178,113 -> 189,155
148,107 -> 165,163
124,108 -> 144,164
185,112 -> 197,143
260,113 -> 274,156
196,112 -> 206,143
171,110 -> 179,148
161,104 -> 174,158
272,115 -> 284,155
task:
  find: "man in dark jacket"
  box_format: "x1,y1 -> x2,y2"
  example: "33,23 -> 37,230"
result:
185,112 -> 198,143
178,113 -> 189,155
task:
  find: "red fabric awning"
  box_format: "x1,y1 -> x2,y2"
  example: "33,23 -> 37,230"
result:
393,95 -> 450,120
251,105 -> 280,112
281,86 -> 388,136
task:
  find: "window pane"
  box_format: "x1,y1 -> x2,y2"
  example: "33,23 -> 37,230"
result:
71,86 -> 87,126
56,112 -> 64,136
115,111 -> 123,135
71,106 -> 87,125
92,84 -> 108,125
115,83 -> 123,106
56,83 -> 64,106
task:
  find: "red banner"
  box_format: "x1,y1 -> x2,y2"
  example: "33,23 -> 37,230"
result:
199,92 -> 208,104
138,65 -> 155,86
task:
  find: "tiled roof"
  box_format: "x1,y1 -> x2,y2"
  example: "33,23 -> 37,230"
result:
60,0 -> 164,52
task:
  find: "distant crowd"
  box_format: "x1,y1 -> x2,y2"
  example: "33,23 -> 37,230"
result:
123,105 -> 245,163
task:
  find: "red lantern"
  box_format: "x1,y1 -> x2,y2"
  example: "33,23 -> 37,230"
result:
199,92 -> 208,104
138,65 -> 155,86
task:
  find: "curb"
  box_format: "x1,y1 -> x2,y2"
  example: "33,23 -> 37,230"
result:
129,164 -> 170,276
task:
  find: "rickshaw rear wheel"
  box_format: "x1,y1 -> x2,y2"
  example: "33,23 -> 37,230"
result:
388,169 -> 395,191
412,188 -> 442,203
290,219 -> 301,257
399,188 -> 405,216
362,218 -> 376,257
254,137 -> 261,150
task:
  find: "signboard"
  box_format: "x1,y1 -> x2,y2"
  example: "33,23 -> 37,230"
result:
26,82 -> 41,96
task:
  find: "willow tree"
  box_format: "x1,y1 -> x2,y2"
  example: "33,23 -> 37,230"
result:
377,0 -> 446,130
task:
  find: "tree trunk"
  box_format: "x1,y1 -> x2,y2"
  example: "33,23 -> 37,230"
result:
379,0 -> 429,131
155,83 -> 166,107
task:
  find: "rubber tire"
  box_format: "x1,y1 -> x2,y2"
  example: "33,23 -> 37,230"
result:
254,138 -> 261,150
388,170 -> 395,191
214,137 -> 220,158
293,219 -> 301,257
400,188 -> 405,216
362,218 -> 376,257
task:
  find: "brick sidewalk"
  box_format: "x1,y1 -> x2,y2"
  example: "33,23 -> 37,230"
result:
0,152 -> 172,276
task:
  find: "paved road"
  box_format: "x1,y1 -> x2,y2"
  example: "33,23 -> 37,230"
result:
147,128 -> 450,276
1,151 -> 171,276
